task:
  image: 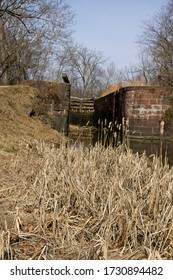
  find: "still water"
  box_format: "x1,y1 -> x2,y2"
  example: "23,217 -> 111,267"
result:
69,112 -> 173,166
69,129 -> 173,166
128,138 -> 173,166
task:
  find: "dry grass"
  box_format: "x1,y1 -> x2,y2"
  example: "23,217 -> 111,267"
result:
0,85 -> 64,154
1,141 -> 173,260
100,81 -> 152,97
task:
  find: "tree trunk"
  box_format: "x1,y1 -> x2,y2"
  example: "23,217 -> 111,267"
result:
0,17 -> 8,85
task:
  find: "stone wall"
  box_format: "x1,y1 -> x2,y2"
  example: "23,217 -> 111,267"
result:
94,85 -> 172,138
22,80 -> 71,135
123,86 -> 171,136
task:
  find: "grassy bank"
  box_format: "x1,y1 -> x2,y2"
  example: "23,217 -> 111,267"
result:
0,141 -> 173,260
0,85 -> 64,154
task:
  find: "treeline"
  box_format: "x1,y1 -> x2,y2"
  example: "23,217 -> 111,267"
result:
1,0 -> 173,96
0,0 -> 74,84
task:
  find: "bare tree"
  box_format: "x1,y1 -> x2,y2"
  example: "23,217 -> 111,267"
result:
0,0 -> 75,85
137,0 -> 173,90
55,43 -> 107,97
100,62 -> 122,90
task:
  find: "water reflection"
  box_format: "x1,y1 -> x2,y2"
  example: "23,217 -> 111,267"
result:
129,138 -> 173,166
69,128 -> 173,166
69,112 -> 93,126
68,112 -> 173,166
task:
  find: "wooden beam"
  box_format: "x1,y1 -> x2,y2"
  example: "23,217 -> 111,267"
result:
62,73 -> 70,84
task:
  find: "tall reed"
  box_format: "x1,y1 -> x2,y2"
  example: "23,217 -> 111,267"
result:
0,141 -> 173,259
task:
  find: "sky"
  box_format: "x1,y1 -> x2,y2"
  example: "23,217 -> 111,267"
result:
66,0 -> 168,69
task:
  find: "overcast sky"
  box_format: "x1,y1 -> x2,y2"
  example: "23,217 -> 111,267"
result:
66,0 -> 168,69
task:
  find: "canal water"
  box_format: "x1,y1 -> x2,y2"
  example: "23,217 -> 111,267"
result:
128,138 -> 173,166
69,112 -> 173,166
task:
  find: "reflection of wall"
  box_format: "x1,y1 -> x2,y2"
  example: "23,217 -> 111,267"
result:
22,80 -> 70,135
129,139 -> 173,166
69,112 -> 93,126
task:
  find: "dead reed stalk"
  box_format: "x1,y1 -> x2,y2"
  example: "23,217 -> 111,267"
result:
0,141 -> 173,259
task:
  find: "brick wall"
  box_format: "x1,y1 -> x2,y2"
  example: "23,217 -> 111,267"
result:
123,86 -> 171,136
94,85 -> 172,138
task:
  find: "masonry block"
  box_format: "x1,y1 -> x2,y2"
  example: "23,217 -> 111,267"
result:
94,85 -> 172,138
21,80 -> 71,135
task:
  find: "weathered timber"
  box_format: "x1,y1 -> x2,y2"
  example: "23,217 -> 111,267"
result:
70,97 -> 95,113
62,73 -> 70,84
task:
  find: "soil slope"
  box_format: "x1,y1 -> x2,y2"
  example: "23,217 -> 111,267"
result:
0,85 -> 63,154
